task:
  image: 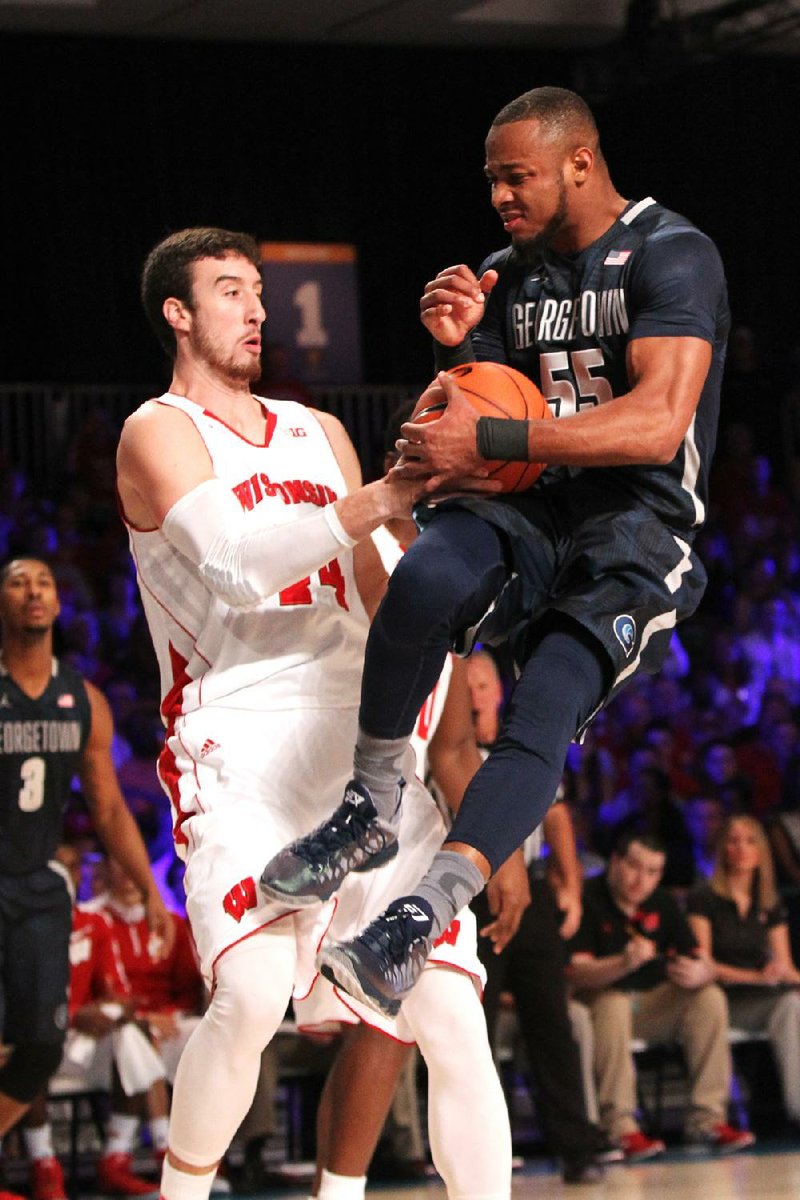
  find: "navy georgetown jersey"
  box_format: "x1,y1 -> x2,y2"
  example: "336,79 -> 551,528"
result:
472,197 -> 730,535
0,657 -> 91,874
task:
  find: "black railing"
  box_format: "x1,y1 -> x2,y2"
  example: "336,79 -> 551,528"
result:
0,382 -> 422,492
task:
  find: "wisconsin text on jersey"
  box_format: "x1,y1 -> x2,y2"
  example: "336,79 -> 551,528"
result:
232,472 -> 339,510
512,287 -> 629,348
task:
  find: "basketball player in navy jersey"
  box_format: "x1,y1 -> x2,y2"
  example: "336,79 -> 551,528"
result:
0,558 -> 172,1200
261,87 -> 730,1032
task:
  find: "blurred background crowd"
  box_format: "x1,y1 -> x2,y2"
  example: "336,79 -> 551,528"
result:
4,322 -> 800,936
3,319 -> 800,1185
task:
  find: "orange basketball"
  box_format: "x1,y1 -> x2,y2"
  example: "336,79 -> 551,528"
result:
412,361 -> 551,492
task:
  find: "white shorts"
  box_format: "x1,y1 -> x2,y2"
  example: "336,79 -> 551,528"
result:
168,704 -> 484,1025
167,704 -> 355,987
294,768 -> 485,1042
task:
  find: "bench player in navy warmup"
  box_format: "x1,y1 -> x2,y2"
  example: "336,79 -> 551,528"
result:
0,558 -> 171,1200
261,86 -> 730,1019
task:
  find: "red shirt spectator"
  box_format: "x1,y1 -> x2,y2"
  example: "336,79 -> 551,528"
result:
68,906 -> 130,1017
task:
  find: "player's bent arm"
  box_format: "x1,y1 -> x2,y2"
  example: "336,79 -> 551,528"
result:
400,335 -> 709,478
120,403 -> 428,611
522,335 -> 712,468
312,408 -> 432,539
79,683 -> 173,951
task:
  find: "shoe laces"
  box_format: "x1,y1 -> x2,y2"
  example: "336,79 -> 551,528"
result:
360,902 -> 431,967
296,795 -> 381,863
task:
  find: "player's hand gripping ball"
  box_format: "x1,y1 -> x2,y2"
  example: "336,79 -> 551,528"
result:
411,361 -> 551,493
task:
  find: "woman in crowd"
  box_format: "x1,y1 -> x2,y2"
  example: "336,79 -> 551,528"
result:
687,815 -> 800,1127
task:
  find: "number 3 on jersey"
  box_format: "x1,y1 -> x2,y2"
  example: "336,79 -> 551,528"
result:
279,557 -> 349,611
19,756 -> 46,812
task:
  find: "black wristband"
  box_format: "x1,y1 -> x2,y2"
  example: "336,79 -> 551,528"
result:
476,416 -> 530,461
433,339 -> 475,372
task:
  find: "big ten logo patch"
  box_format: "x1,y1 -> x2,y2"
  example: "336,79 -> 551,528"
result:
433,919 -> 461,949
223,877 -> 259,923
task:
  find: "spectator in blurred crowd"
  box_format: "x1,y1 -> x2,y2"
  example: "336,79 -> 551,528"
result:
688,815 -> 800,1128
567,832 -> 754,1161
684,794 -> 727,883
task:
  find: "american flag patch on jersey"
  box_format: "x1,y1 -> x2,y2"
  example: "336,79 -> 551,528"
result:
604,249 -> 631,266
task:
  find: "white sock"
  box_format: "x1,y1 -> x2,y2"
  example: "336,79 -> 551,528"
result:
317,1168 -> 367,1200
161,1158 -> 216,1200
24,1125 -> 55,1160
104,1113 -> 140,1156
150,1115 -> 170,1152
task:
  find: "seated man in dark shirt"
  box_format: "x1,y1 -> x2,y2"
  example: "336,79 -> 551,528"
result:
567,832 -> 754,1160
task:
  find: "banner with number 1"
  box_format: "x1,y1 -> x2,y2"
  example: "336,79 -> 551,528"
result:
259,242 -> 363,384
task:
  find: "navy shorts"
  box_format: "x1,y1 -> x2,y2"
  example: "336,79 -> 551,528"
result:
0,866 -> 71,1044
422,470 -> 707,709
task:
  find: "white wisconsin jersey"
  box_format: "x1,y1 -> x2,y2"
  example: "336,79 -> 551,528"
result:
125,393 -> 368,719
371,525 -> 453,781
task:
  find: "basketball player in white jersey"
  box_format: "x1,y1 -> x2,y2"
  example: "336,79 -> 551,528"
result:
116,227 -> 507,1200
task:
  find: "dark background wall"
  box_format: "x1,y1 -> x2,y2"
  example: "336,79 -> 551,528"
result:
1,33 -> 796,386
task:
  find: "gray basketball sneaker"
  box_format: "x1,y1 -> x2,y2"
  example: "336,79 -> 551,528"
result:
317,896 -> 435,1018
260,779 -> 399,906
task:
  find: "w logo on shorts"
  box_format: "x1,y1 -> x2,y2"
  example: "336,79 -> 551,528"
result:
223,877 -> 258,922
433,919 -> 461,949
613,614 -> 636,657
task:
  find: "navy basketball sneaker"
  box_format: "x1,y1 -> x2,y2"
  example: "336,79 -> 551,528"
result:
260,780 -> 399,906
316,896 -> 435,1018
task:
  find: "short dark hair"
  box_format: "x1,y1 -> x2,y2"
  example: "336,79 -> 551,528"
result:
141,226 -> 261,359
613,830 -> 666,859
0,556 -> 54,586
491,86 -> 601,155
